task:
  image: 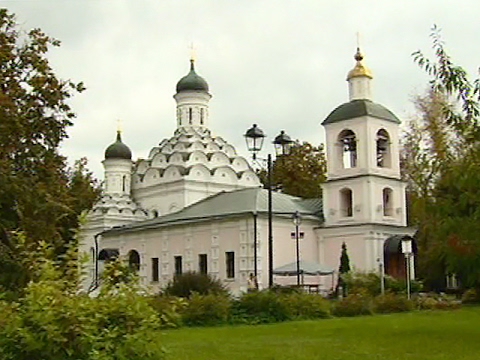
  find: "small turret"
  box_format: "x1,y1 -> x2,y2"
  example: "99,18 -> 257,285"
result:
174,58 -> 212,129
347,48 -> 373,101
103,130 -> 133,196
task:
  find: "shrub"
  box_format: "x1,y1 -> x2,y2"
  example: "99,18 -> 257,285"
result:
343,271 -> 381,296
270,284 -> 301,294
415,293 -> 462,310
163,271 -> 228,298
234,290 -> 291,324
0,243 -> 165,360
181,293 -> 231,326
433,299 -> 461,310
462,289 -> 480,304
149,295 -> 187,328
415,296 -> 439,310
332,291 -> 373,317
283,293 -> 331,319
343,271 -> 423,297
372,292 -> 413,313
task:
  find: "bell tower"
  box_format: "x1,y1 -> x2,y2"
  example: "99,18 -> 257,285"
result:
316,47 -> 415,277
321,48 -> 406,228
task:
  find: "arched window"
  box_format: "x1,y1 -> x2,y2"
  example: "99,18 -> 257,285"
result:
152,210 -> 159,218
189,108 -> 192,124
340,188 -> 353,217
200,108 -> 204,124
128,250 -> 141,272
383,188 -> 393,216
338,130 -> 357,169
376,129 -> 391,168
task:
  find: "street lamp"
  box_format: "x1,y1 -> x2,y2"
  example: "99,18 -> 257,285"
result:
401,236 -> 413,300
244,124 -> 293,288
292,211 -> 302,286
377,257 -> 385,295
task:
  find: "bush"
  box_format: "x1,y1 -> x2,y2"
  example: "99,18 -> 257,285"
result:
372,292 -> 414,313
415,293 -> 462,310
343,271 -> 423,297
283,293 -> 331,319
0,243 -> 165,360
234,290 -> 291,324
332,291 -> 373,317
181,293 -> 231,326
149,295 -> 187,328
163,271 -> 228,298
462,289 -> 480,304
270,284 -> 301,294
415,296 -> 439,310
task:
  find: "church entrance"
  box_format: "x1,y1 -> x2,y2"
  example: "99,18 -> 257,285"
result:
383,235 -> 416,279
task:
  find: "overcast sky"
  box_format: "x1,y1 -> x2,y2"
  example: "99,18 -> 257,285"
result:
2,0 -> 479,178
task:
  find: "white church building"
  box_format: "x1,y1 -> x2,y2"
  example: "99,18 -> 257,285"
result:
80,49 -> 415,294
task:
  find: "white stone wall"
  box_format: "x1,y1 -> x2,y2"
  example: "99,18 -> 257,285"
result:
316,224 -> 416,277
173,91 -> 211,129
348,76 -> 372,101
322,175 -> 406,227
99,214 -> 324,295
324,116 -> 401,180
102,158 -> 133,195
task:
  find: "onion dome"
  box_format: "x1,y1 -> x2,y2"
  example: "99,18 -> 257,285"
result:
347,48 -> 373,80
105,131 -> 132,160
176,59 -> 209,93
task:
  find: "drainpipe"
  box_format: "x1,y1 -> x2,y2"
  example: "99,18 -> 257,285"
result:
253,212 -> 258,277
88,232 -> 101,294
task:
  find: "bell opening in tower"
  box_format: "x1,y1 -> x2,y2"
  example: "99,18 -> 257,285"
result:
338,129 -> 357,169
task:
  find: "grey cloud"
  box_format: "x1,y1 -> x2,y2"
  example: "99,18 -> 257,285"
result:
3,0 -> 480,177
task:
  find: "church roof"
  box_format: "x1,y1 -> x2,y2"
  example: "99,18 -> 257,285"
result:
102,187 -> 323,235
346,48 -> 373,80
322,99 -> 401,125
89,193 -> 148,218
176,59 -> 209,93
104,131 -> 132,160
133,126 -> 260,188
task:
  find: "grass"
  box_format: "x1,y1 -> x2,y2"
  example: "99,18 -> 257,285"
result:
162,306 -> 480,359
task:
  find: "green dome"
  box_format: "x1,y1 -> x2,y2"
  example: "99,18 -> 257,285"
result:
176,59 -> 209,93
322,99 -> 401,125
105,131 -> 132,160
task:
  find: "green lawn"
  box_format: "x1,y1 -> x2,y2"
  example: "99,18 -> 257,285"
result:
162,307 -> 480,359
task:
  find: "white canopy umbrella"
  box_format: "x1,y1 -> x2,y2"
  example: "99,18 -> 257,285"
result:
273,260 -> 334,276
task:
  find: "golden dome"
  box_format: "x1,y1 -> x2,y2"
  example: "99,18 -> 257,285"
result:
347,48 -> 373,80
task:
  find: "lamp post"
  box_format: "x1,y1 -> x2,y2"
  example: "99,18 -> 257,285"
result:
377,257 -> 385,295
244,124 -> 293,288
292,211 -> 302,286
401,236 -> 413,300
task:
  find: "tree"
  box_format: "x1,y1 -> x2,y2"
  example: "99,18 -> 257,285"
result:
400,90 -> 458,289
413,25 -> 480,141
336,242 -> 350,296
339,242 -> 351,274
0,9 -> 98,296
409,26 -> 480,291
258,142 -> 327,198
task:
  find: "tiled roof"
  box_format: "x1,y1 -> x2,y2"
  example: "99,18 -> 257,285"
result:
103,187 -> 323,234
